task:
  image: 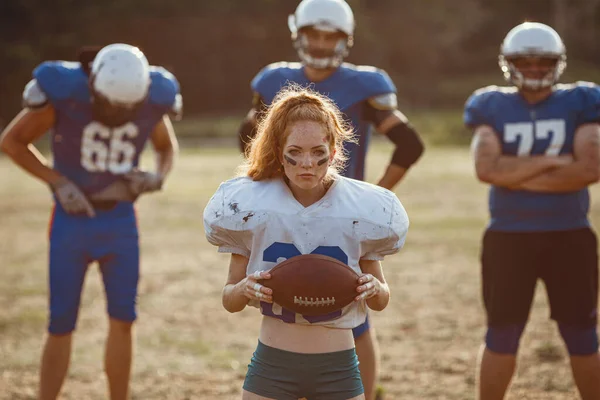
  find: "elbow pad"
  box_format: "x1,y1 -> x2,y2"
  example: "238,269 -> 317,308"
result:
386,122 -> 424,168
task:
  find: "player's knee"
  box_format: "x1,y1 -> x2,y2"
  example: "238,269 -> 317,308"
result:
48,312 -> 77,335
109,317 -> 135,335
485,324 -> 526,354
107,302 -> 137,325
558,324 -> 599,356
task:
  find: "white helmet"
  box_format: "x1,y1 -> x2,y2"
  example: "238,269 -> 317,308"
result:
90,43 -> 150,105
498,22 -> 566,90
288,0 -> 355,69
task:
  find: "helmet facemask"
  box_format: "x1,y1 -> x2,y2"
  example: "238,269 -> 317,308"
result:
288,0 -> 355,70
499,54 -> 566,91
292,25 -> 352,69
498,22 -> 567,91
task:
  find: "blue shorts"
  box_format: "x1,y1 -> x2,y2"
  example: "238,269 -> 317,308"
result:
244,341 -> 363,400
352,314 -> 370,339
48,201 -> 139,334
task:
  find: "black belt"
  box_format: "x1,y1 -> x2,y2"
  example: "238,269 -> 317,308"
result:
90,200 -> 119,210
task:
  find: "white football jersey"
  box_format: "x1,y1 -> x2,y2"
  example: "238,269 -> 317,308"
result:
204,175 -> 409,329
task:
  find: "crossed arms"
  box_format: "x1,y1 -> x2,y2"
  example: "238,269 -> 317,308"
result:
471,124 -> 600,192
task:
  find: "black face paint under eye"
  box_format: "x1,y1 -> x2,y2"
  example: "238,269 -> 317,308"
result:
317,157 -> 328,166
284,154 -> 298,165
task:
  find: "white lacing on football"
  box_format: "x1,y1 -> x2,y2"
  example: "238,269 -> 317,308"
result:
293,296 -> 336,307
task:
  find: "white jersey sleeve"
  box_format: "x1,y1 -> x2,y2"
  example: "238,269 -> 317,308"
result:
203,178 -> 253,257
321,175 -> 409,262
359,191 -> 408,261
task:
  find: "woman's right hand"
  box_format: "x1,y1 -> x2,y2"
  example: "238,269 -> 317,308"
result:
239,271 -> 273,303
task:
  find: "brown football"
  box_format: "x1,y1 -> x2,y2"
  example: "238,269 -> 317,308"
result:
264,254 -> 360,316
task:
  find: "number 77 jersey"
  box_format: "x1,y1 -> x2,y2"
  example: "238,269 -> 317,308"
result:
204,176 -> 410,328
30,61 -> 181,195
464,82 -> 600,232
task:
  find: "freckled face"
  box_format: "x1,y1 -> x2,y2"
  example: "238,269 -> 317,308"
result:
282,121 -> 333,190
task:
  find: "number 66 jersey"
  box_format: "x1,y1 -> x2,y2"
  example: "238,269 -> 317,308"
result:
204,175 -> 409,329
25,61 -> 181,195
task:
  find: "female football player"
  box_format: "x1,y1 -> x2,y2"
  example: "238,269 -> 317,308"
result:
204,86 -> 409,400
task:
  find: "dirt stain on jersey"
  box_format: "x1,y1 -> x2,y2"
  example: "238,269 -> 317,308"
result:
228,202 -> 240,214
242,212 -> 255,222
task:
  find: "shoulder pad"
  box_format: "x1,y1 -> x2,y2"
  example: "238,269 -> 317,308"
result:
348,64 -> 397,96
149,67 -> 182,118
203,177 -> 258,256
572,81 -> 597,88
561,81 -> 600,125
563,81 -> 600,97
251,62 -> 303,104
465,86 -> 495,112
367,93 -> 397,110
463,85 -> 514,128
553,81 -> 599,95
337,178 -> 409,260
33,61 -> 88,103
22,79 -> 48,108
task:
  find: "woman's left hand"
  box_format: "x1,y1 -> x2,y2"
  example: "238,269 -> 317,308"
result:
355,274 -> 381,301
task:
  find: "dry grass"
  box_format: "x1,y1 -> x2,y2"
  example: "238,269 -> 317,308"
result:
1,142 -> 598,399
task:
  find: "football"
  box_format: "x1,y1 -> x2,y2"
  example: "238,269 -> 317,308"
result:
264,254 -> 360,316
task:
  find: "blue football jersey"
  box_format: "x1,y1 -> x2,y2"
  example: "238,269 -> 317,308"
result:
251,62 -> 396,181
464,83 -> 600,232
33,61 -> 180,195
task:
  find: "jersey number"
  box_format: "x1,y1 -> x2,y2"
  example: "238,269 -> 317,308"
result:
81,122 -> 138,173
504,119 -> 565,156
260,242 -> 349,324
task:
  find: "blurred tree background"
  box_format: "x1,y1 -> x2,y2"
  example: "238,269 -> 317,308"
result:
1,0 -> 600,139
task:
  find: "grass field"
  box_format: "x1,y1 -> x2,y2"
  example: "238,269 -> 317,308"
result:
1,139 -> 599,399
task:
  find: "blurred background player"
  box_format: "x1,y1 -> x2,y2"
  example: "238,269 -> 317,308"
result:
0,43 -> 181,400
465,22 -> 600,400
236,1 -> 424,398
206,86 -> 408,400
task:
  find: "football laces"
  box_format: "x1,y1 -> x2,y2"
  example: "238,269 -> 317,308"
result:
294,296 -> 336,307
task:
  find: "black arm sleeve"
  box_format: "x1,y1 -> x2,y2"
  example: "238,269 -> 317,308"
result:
363,101 -> 424,168
386,122 -> 425,168
362,101 -> 395,126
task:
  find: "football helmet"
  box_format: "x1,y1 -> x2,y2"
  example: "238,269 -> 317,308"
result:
288,0 -> 355,69
90,43 -> 150,126
499,22 -> 566,90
